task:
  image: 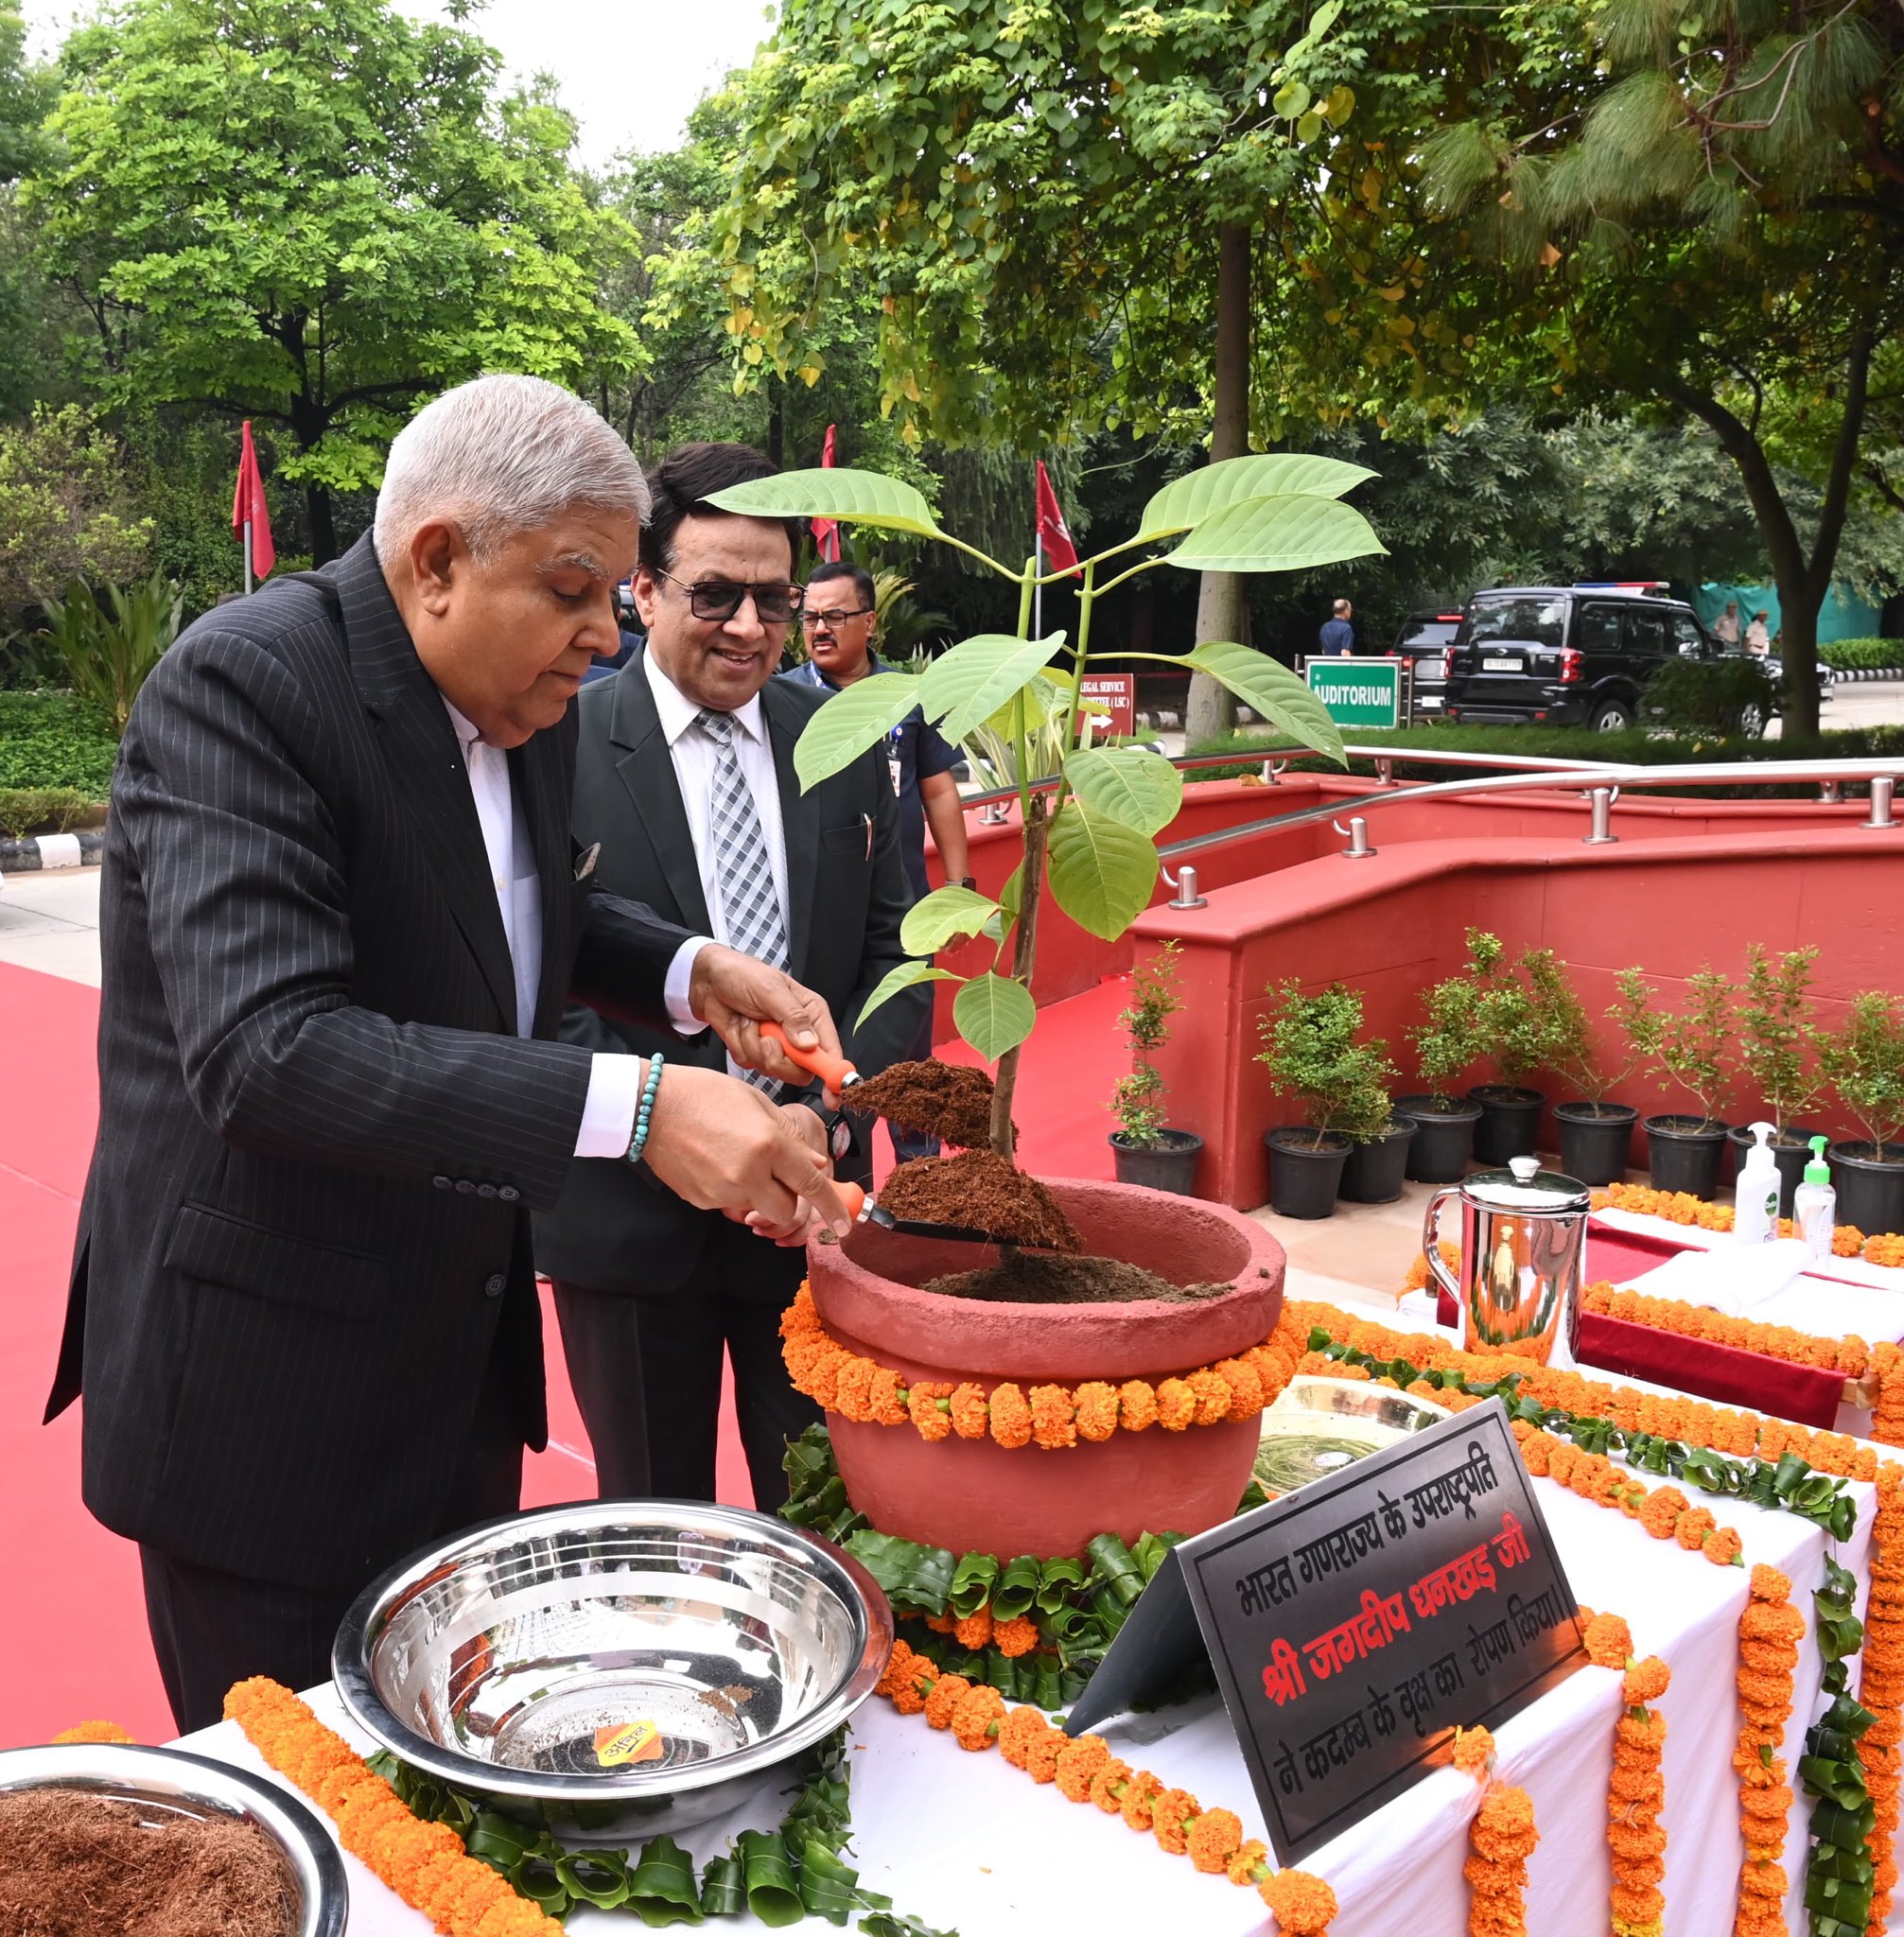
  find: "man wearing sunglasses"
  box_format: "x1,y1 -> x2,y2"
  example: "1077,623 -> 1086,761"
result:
784,562 -> 972,1162
534,443 -> 925,1509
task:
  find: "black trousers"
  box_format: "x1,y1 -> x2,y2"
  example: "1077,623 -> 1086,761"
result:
551,1225 -> 820,1509
141,1336 -> 525,1735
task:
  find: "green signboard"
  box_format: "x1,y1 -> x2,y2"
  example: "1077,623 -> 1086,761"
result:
1305,656 -> 1401,729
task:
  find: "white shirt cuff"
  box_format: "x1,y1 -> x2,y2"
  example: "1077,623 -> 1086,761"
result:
665,934 -> 716,1038
574,1052 -> 649,1159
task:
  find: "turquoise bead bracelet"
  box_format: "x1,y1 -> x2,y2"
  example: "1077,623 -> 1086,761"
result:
625,1053 -> 665,1165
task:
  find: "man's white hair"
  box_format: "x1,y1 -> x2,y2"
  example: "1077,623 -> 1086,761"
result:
374,374 -> 649,564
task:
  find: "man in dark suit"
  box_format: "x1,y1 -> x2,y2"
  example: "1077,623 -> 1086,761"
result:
534,444 -> 926,1508
46,377 -> 856,1732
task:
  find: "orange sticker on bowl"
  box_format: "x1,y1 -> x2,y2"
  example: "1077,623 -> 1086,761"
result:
594,1720 -> 664,1767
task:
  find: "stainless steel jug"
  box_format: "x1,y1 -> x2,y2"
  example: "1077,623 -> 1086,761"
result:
1422,1156 -> 1592,1365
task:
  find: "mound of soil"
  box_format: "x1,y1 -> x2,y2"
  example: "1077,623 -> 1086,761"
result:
847,1060 -> 1014,1153
0,1788 -> 295,1937
876,1149 -> 1081,1251
923,1250 -> 1231,1306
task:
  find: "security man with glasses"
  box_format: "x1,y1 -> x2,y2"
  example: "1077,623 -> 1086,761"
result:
533,443 -> 926,1508
783,562 -> 972,1163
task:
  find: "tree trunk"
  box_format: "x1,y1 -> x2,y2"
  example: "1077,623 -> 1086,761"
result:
306,482 -> 338,567
1183,220 -> 1253,747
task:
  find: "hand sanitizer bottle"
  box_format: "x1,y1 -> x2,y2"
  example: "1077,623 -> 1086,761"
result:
1794,1137 -> 1836,1265
1734,1121 -> 1781,1245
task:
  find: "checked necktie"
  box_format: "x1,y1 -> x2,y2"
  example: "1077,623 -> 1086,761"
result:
696,707 -> 790,1093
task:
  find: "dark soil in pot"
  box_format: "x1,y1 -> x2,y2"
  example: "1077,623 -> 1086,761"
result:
1468,1085 -> 1546,1165
1263,1127 -> 1351,1219
1394,1094 -> 1483,1184
1643,1115 -> 1731,1198
1555,1101 -> 1638,1187
848,1058 -> 1013,1153
1109,1127 -> 1204,1195
1727,1124 -> 1825,1219
877,1149 -> 1081,1249
923,1250 -> 1228,1305
1338,1120 -> 1416,1204
1829,1142 -> 1904,1239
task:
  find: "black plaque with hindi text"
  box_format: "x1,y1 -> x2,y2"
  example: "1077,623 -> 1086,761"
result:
1173,1398 -> 1581,1864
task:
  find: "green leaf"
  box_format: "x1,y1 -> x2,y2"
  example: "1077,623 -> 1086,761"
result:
705,466 -> 942,539
949,1552 -> 1001,1618
992,1553 -> 1041,1621
1273,79 -> 1311,119
900,884 -> 1000,955
1136,454 -> 1375,543
626,1838 -> 704,1924
1063,744 -> 1182,835
1183,641 -> 1347,764
794,674 -> 925,790
738,1829 -> 804,1927
1163,492 -> 1387,572
952,971 -> 1036,1060
920,633 -> 1068,743
1046,799 -> 1158,940
854,958 -> 960,1027
1296,110 -> 1325,143
844,1529 -> 955,1614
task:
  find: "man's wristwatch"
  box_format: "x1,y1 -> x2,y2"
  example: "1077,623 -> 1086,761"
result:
956,875 -> 978,890
812,1104 -> 855,1160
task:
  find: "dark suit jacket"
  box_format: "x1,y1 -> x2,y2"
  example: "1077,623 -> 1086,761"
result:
46,536 -> 699,1588
531,650 -> 926,1299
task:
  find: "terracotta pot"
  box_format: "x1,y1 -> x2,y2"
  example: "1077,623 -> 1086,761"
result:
807,1178 -> 1285,1561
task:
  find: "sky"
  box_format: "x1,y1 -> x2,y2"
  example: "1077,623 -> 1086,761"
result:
17,0 -> 780,168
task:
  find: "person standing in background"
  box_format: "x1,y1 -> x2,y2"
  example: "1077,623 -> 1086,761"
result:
786,562 -> 972,1163
1745,609 -> 1773,655
1713,601 -> 1741,648
1319,598 -> 1355,655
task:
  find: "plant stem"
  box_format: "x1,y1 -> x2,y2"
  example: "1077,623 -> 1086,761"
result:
990,794 -> 1047,1158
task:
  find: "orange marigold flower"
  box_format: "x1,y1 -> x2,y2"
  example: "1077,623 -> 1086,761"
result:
993,1614 -> 1039,1658
1452,1726 -> 1495,1776
1186,1369 -> 1231,1425
804,1346 -> 851,1410
1119,1770 -> 1163,1830
1214,1357 -> 1265,1420
1673,1506 -> 1716,1551
951,1684 -> 1006,1752
1259,1869 -> 1340,1935
1025,1724 -> 1068,1785
1149,1787 -> 1199,1855
1516,1432 -> 1552,1477
1701,1526 -> 1742,1566
1118,1379 -> 1159,1432
865,1365 -> 910,1425
997,1705 -> 1050,1770
1582,1613 -> 1633,1669
1054,1735 -> 1110,1803
922,1613 -> 956,1633
1187,1806 -> 1244,1874
833,1355 -> 878,1423
1227,1837 -> 1269,1887
1622,1656 -> 1670,1707
1028,1383 -> 1077,1450
953,1606 -> 993,1650
1156,1378 -> 1197,1431
1748,1563 -> 1792,1604
1637,1486 -> 1688,1542
1074,1381 -> 1119,1441
51,1719 -> 135,1744
950,1382 -> 989,1440
890,1669 -> 929,1717
876,1638 -> 918,1698
1089,1756 -> 1133,1812
988,1382 -> 1033,1450
907,1380 -> 955,1442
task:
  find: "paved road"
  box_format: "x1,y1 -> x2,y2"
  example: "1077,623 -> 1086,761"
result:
1817,676 -> 1904,731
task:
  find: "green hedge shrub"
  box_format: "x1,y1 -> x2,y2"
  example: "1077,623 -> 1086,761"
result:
0,787 -> 93,838
1821,637 -> 1904,672
0,689 -> 120,795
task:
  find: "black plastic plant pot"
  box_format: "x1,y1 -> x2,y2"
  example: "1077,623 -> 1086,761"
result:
1829,1142 -> 1904,1241
1394,1094 -> 1483,1184
1727,1124 -> 1825,1219
1338,1120 -> 1418,1205
1109,1128 -> 1205,1196
1263,1128 -> 1352,1219
1554,1101 -> 1638,1188
1643,1115 -> 1731,1198
1468,1085 -> 1546,1166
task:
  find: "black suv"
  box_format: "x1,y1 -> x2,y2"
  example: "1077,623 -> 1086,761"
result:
1442,585 -> 1720,732
1392,609 -> 1465,719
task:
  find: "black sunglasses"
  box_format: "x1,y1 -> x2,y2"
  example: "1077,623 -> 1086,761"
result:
799,605 -> 876,628
651,567 -> 804,625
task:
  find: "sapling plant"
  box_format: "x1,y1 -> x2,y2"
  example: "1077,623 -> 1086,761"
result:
1815,992 -> 1904,1158
1737,944 -> 1824,1136
1256,980 -> 1398,1149
1617,966 -> 1737,1129
1526,951 -> 1643,1111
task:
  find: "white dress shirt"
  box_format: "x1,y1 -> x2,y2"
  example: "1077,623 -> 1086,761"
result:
643,654 -> 792,1079
442,697 -> 702,1159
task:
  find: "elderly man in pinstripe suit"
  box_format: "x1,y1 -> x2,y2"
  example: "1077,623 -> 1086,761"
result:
45,375 -> 856,1732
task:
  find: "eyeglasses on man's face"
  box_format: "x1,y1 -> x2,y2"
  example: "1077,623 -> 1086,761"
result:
650,567 -> 804,625
798,605 -> 876,630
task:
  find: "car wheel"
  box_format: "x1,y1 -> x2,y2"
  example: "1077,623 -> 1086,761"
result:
1737,702 -> 1766,739
1590,698 -> 1634,732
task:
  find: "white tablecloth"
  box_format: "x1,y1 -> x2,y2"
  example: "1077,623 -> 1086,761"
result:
178,1466 -> 1876,1937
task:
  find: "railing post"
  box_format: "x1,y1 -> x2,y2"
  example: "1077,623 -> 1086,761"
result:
1260,759 -> 1285,785
1162,864 -> 1207,909
1375,757 -> 1394,787
1820,779 -> 1842,804
1582,786 -> 1618,846
1334,816 -> 1377,859
1868,777 -> 1896,829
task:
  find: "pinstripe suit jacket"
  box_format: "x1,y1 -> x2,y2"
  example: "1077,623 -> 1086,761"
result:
46,535 -> 695,1588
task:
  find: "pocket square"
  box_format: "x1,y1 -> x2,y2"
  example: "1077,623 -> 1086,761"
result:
573,842 -> 601,881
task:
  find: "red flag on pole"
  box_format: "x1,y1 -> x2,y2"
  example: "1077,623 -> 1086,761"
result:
812,424 -> 842,563
231,421 -> 276,582
1035,460 -> 1079,575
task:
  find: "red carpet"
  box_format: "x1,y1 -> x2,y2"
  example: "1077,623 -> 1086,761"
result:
0,961 -> 1127,1746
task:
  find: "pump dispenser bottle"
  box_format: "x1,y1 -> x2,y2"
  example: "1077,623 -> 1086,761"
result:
1734,1122 -> 1781,1246
1794,1137 -> 1836,1265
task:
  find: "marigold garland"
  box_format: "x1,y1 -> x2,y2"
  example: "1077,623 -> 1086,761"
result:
1591,1180 -> 1904,1264
1449,1726 -> 1539,1937
780,1281 -> 1307,1447
1580,1281 -> 1871,1378
1579,1606 -> 1670,1937
49,1719 -> 136,1744
876,1637 -> 1337,1932
225,1677 -> 563,1936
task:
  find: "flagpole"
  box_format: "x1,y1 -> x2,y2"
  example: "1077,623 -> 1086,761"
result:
243,518 -> 253,597
1034,532 -> 1043,643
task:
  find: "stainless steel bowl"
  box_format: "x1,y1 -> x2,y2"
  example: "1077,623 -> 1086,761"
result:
334,1500 -> 893,1841
1255,1376 -> 1453,1495
1270,1375 -> 1453,1437
0,1741 -> 347,1937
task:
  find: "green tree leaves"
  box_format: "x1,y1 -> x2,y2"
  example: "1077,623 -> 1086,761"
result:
707,466 -> 943,539
1061,745 -> 1181,836
921,633 -> 1069,744
791,674 -> 921,790
1182,641 -> 1347,763
1164,493 -> 1386,574
1046,800 -> 1159,941
953,971 -> 1037,1060
1135,452 -> 1376,542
